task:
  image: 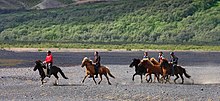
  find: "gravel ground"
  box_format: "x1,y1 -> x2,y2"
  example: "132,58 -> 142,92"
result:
0,65 -> 220,101
0,49 -> 220,100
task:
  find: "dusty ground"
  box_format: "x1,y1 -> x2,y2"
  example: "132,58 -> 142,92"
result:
0,65 -> 220,101
0,49 -> 220,100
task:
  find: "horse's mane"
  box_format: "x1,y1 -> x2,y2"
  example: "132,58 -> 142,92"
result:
83,57 -> 93,64
150,58 -> 159,64
35,60 -> 42,64
133,58 -> 140,62
162,58 -> 169,63
141,59 -> 154,67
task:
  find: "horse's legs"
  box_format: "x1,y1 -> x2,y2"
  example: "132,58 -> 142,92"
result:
165,75 -> 171,84
98,74 -> 103,84
156,74 -> 160,83
53,74 -> 59,85
41,77 -> 45,86
140,74 -> 143,83
180,74 -> 184,84
104,73 -> 111,85
174,74 -> 179,84
82,74 -> 89,83
92,76 -> 97,85
132,73 -> 137,81
147,74 -> 152,83
153,74 -> 157,83
145,73 -> 150,82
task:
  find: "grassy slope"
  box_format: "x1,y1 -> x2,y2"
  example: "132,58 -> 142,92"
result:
0,0 -> 43,9
0,0 -> 220,50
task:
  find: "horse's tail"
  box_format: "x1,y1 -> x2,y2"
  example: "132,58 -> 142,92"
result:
106,68 -> 115,79
58,68 -> 68,79
183,68 -> 191,78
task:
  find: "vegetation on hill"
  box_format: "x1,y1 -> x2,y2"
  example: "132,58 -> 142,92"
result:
0,0 -> 219,46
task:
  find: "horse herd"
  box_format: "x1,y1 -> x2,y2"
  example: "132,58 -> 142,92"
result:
34,57 -> 191,86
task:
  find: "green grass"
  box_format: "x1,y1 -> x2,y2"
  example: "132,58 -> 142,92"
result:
1,42 -> 220,51
0,0 -> 219,45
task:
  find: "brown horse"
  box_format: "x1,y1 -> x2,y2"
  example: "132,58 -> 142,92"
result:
81,57 -> 115,85
150,58 -> 170,82
138,59 -> 162,83
160,59 -> 191,84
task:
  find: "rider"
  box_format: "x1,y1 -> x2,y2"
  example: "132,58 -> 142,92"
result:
158,51 -> 165,63
43,50 -> 53,77
93,51 -> 101,78
143,51 -> 150,60
170,52 -> 178,76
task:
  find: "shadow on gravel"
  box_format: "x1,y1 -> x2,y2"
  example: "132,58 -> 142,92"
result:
53,84 -> 86,86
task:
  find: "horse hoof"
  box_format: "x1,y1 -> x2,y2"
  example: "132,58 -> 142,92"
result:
98,82 -> 101,85
108,83 -> 112,85
53,83 -> 58,86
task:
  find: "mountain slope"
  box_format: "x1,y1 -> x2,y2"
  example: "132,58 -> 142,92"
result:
0,0 -> 113,10
0,0 -> 219,45
32,0 -> 65,9
0,0 -> 43,9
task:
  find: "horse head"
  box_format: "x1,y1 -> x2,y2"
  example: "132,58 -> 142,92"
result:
34,60 -> 46,71
129,58 -> 140,68
81,57 -> 92,67
160,59 -> 170,68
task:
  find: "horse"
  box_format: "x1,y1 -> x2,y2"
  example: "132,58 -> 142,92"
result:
33,60 -> 68,86
138,59 -> 162,83
160,59 -> 191,84
150,58 -> 171,82
129,58 -> 146,83
150,58 -> 160,65
81,57 -> 115,85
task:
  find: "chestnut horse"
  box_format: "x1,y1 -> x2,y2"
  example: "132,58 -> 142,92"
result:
129,58 -> 161,83
160,59 -> 191,84
150,58 -> 171,83
138,59 -> 162,83
33,60 -> 68,86
81,57 -> 115,85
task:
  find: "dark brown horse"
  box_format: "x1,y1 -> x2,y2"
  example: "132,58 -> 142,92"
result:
129,58 -> 146,83
33,60 -> 68,86
160,59 -> 191,84
81,57 -> 115,85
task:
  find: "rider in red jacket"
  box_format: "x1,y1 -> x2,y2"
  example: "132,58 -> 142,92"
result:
43,50 -> 53,77
45,52 -> 53,64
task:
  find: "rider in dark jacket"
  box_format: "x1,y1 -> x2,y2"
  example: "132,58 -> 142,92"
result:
93,51 -> 101,78
170,52 -> 178,76
143,51 -> 150,60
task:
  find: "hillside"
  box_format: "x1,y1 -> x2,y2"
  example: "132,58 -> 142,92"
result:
0,0 -> 220,45
0,0 -> 113,10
